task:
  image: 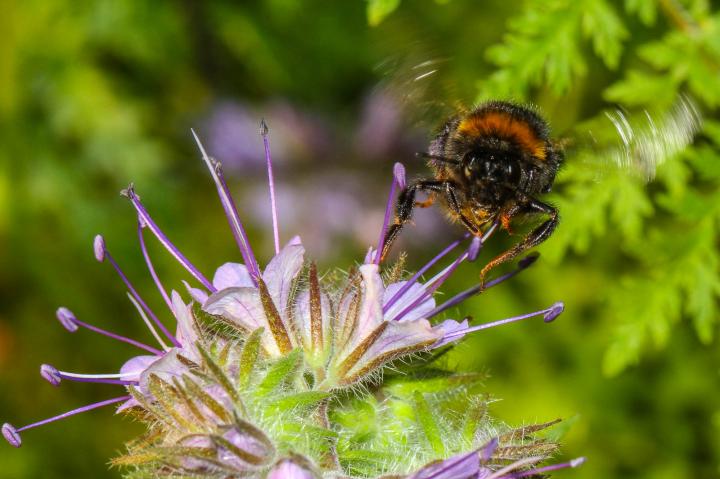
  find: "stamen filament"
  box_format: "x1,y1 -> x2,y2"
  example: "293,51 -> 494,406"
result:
426,252 -> 539,319
261,120 -> 281,255
485,457 -> 544,479
127,294 -> 171,351
58,371 -> 140,379
374,162 -> 406,265
138,221 -> 173,312
503,457 -> 586,478
191,129 -> 260,282
391,225 -> 497,322
102,248 -> 180,347
56,307 -> 161,355
383,234 -> 469,314
392,248 -> 469,321
3,395 -> 131,447
41,365 -> 139,386
123,186 -> 215,291
441,302 -> 564,342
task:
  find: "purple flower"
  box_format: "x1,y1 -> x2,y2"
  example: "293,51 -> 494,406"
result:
2,117 -> 566,479
267,457 -> 318,479
410,439 -> 586,479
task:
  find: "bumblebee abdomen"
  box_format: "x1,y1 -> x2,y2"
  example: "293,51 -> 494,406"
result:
456,101 -> 551,162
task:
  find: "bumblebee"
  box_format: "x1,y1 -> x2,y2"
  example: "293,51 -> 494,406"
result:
381,100 -> 563,283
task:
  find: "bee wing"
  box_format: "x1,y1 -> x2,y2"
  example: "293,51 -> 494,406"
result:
372,52 -> 463,133
563,95 -> 702,182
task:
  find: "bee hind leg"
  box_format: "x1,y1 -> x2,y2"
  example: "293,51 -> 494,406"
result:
478,198 -> 558,287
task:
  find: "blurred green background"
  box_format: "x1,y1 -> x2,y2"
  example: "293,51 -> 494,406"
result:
1,1 -> 719,477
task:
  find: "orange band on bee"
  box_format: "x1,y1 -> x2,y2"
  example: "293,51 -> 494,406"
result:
457,112 -> 547,161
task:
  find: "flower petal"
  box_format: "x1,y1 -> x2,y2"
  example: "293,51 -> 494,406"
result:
204,287 -> 281,356
410,450 -> 480,479
212,262 -> 254,290
138,349 -> 189,390
431,318 -> 469,348
183,280 -> 209,304
119,355 -> 158,382
341,318 -> 442,383
262,236 -> 305,314
172,291 -> 198,346
353,263 -> 385,341
384,280 -> 436,322
268,459 -> 317,479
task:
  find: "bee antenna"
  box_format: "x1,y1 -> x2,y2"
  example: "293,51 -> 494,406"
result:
415,152 -> 459,165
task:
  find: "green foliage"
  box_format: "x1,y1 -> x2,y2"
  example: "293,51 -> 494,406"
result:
480,0 -> 720,376
482,0 -> 626,98
367,0 -> 401,26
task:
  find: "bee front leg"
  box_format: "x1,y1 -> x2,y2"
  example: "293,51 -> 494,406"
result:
478,198 -> 558,287
381,179 -> 450,261
445,183 -> 481,236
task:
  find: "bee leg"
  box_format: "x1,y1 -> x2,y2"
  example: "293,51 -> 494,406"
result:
445,182 -> 480,235
478,198 -> 558,287
381,179 -> 449,261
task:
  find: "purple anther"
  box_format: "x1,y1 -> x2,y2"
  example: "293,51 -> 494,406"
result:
123,184 -> 215,291
393,162 -> 407,189
53,308 -> 161,355
56,307 -> 78,332
93,235 -> 106,262
518,251 -> 540,268
2,423 -> 21,448
544,302 -> 564,322
467,236 -> 483,262
40,364 -> 61,386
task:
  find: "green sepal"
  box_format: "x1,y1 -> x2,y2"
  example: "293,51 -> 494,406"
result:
238,327 -> 264,388
257,348 -> 302,396
412,391 -> 444,455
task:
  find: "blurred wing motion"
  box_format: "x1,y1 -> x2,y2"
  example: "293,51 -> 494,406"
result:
571,95 -> 703,181
373,54 -> 460,131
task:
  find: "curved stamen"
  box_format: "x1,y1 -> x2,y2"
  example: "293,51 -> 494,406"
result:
374,162 -> 406,265
393,248 -> 469,322
123,185 -> 215,291
501,457 -> 586,479
383,233 -> 470,314
261,120 -> 281,255
191,129 -> 260,283
426,252 -> 539,319
392,225 -> 497,322
440,302 -> 564,343
2,395 -> 131,448
138,221 -> 173,312
95,235 -> 179,348
40,364 -> 139,387
127,294 -> 171,351
56,307 -> 162,355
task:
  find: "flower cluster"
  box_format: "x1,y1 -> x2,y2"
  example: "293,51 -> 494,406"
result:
2,123 -> 582,478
